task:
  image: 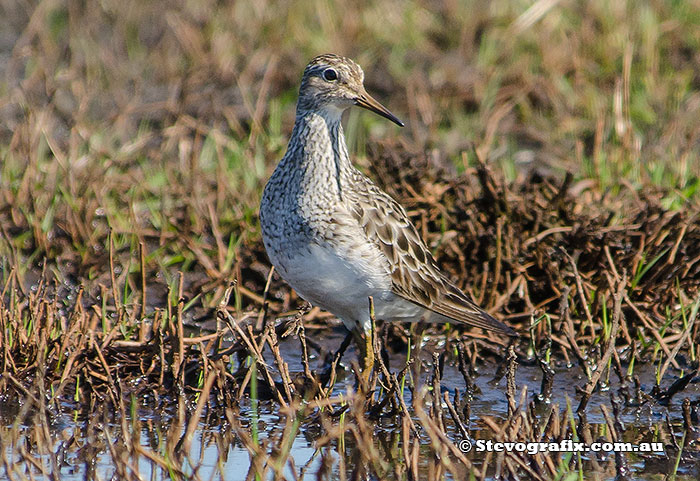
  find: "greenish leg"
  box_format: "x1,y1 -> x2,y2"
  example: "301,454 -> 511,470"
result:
352,326 -> 375,388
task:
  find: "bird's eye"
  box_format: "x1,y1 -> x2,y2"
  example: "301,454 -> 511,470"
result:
322,68 -> 338,81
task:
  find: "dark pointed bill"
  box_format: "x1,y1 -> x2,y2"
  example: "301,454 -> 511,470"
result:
355,92 -> 404,127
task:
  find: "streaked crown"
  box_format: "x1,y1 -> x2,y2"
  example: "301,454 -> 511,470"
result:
296,54 -> 403,126
297,54 -> 365,112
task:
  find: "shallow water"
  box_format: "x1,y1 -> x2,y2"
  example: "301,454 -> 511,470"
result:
2,328 -> 699,480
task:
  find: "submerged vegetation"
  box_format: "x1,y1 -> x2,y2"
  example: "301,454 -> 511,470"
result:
1,0 -> 699,479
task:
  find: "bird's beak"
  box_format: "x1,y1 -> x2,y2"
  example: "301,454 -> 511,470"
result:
355,90 -> 404,127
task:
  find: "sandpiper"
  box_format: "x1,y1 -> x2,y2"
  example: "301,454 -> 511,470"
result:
260,54 -> 516,376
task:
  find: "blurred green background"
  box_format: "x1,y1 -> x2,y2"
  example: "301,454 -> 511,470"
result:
1,0 -> 699,290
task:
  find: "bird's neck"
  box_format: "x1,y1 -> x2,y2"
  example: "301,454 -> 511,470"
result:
284,108 -> 355,193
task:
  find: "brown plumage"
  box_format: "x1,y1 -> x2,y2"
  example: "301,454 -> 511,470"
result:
260,53 -> 516,337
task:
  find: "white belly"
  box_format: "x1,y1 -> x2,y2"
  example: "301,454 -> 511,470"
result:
269,241 -> 424,331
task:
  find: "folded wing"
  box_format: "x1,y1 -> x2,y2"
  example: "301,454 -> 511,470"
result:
350,181 -> 516,337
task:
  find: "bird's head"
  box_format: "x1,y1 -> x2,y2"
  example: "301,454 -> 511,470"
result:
297,54 -> 403,127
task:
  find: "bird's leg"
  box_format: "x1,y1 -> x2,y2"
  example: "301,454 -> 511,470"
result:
332,331 -> 354,366
352,326 -> 374,390
321,331 -> 354,391
359,297 -> 378,389
363,324 -> 375,387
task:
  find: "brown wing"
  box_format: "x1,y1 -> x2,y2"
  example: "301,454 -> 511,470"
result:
350,180 -> 516,337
